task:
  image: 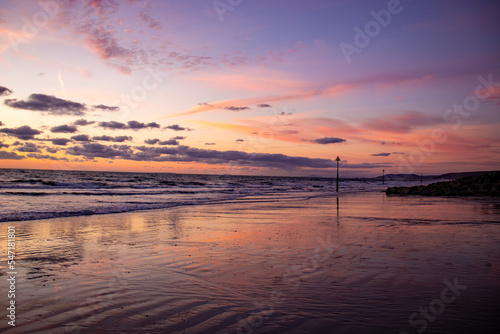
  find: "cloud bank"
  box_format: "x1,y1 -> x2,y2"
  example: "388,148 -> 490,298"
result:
4,94 -> 86,116
0,126 -> 43,140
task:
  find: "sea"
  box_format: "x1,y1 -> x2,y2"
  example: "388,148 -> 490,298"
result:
0,168 -> 413,223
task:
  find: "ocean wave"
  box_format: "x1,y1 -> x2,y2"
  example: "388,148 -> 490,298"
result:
0,189 -> 234,197
0,168 -> 393,223
0,196 -> 244,223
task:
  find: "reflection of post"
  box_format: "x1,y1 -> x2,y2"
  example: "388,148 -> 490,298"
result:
335,156 -> 341,192
336,196 -> 340,227
336,197 -> 339,216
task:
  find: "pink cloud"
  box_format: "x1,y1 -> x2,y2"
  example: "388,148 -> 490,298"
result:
197,113 -> 365,146
351,72 -> 436,88
171,84 -> 356,117
194,71 -> 308,93
476,86 -> 500,103
358,111 -> 441,134
78,67 -> 94,79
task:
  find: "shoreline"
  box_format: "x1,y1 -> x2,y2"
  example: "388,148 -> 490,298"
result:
1,167 -> 438,225
0,188 -> 380,224
2,186 -> 499,225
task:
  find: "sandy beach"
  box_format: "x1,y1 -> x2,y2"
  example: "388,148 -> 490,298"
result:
1,192 -> 500,333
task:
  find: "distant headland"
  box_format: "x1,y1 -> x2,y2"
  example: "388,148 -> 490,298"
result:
385,171 -> 500,197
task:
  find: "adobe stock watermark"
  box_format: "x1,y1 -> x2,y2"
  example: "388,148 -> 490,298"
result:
400,277 -> 467,334
339,0 -> 407,64
233,233 -> 341,334
47,65 -> 170,171
213,106 -> 293,177
398,74 -> 500,173
3,0 -> 59,54
238,106 -> 293,151
64,270 -> 128,333
213,0 -> 244,22
111,66 -> 171,121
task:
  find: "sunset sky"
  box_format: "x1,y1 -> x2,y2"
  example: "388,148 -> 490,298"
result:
0,0 -> 499,177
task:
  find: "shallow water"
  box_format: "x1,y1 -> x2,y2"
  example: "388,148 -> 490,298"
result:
1,193 -> 499,333
0,168 -> 420,222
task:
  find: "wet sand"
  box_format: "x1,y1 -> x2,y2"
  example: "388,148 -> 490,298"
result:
1,193 -> 500,333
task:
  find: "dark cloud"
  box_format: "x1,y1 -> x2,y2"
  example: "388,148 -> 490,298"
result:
4,94 -> 86,116
98,121 -> 127,129
26,153 -> 68,161
165,124 -> 187,131
0,86 -> 13,96
71,134 -> 92,142
46,147 -> 59,153
205,143 -> 216,145
257,104 -> 272,108
93,104 -> 119,112
51,125 -> 78,133
341,162 -> 390,169
127,120 -> 160,129
236,139 -> 244,142
51,138 -> 73,146
73,119 -> 96,126
244,153 -> 333,169
63,142 -> 337,169
43,138 -> 385,170
0,121 -> 3,126
146,136 -> 185,145
158,139 -> 180,146
311,137 -> 346,144
371,153 -> 391,157
129,146 -> 177,161
16,142 -> 42,153
225,106 -> 250,111
0,150 -> 25,160
66,143 -> 133,159
128,146 -> 335,169
145,138 -> 160,145
12,141 -> 22,146
0,125 -> 42,140
98,120 -> 160,130
0,142 -> 9,148
92,135 -> 132,142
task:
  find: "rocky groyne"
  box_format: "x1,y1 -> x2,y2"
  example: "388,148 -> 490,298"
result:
385,172 -> 500,197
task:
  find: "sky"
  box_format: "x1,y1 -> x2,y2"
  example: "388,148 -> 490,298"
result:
0,0 -> 499,177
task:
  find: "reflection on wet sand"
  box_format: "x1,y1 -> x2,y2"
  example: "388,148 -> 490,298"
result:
1,193 -> 499,333
337,196 -> 340,225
